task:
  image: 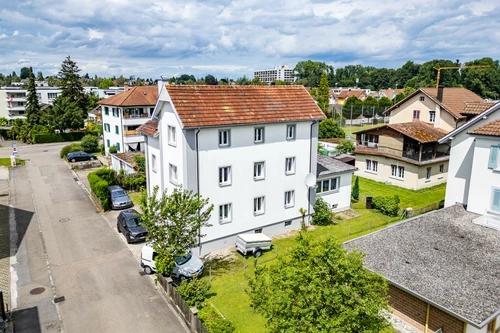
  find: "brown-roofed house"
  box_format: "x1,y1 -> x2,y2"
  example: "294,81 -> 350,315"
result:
385,86 -> 486,132
336,89 -> 367,105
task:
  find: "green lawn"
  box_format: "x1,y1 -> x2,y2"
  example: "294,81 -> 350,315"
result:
341,123 -> 384,137
204,176 -> 446,332
128,191 -> 142,206
0,158 -> 25,167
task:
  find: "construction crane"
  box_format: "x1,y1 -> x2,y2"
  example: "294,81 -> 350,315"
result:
434,64 -> 489,87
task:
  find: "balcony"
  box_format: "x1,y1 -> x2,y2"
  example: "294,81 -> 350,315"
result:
358,140 -> 378,148
7,106 -> 26,111
124,130 -> 139,136
123,113 -> 150,126
123,112 -> 149,119
6,97 -> 26,102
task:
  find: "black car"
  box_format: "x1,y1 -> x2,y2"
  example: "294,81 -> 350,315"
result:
67,151 -> 96,162
108,185 -> 133,210
117,209 -> 148,243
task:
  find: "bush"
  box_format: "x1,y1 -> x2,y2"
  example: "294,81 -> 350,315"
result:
99,143 -> 105,155
88,172 -> 110,210
60,143 -> 84,159
372,195 -> 400,217
109,145 -> 117,153
335,139 -> 355,154
118,173 -> 146,191
176,277 -> 212,309
81,134 -> 99,153
311,197 -> 334,226
199,304 -> 236,333
94,168 -> 116,185
34,131 -> 96,144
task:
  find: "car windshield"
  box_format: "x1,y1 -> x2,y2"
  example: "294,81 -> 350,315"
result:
111,190 -> 127,198
126,217 -> 140,228
175,252 -> 192,266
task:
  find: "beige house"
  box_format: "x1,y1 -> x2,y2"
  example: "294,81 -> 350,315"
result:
385,87 -> 490,132
354,122 -> 450,190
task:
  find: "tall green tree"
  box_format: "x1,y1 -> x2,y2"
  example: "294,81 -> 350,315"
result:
247,234 -> 389,333
44,96 -> 84,132
20,67 -> 31,80
26,67 -> 42,126
317,72 -> 330,117
318,119 -> 345,139
352,176 -> 359,200
205,74 -> 218,85
139,186 -> 214,275
294,60 -> 334,87
58,55 -> 88,113
98,78 -> 114,89
37,71 -> 44,81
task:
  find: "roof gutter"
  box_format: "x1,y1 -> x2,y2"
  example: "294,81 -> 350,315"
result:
182,118 -> 326,130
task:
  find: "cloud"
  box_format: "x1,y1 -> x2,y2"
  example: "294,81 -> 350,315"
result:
0,0 -> 499,80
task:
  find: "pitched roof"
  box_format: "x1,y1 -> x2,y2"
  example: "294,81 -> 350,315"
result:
98,86 -> 158,107
164,85 -> 325,128
385,88 -> 484,119
137,120 -> 158,137
461,101 -> 496,116
337,89 -> 366,99
112,152 -> 144,169
344,205 -> 500,327
354,121 -> 448,143
317,155 -> 358,178
468,118 -> 500,137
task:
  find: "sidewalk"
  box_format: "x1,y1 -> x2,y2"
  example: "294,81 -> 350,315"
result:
0,167 -> 10,313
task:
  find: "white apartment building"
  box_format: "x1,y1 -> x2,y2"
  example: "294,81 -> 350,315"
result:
139,84 -> 330,254
254,65 -> 294,84
99,86 -> 158,154
84,86 -> 124,99
0,87 -> 62,120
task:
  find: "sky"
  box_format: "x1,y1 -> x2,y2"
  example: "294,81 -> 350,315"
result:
0,0 -> 499,80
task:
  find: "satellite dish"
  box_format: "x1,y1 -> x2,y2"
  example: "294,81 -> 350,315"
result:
305,173 -> 317,187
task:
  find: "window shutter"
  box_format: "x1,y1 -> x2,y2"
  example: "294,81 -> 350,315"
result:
488,146 -> 499,169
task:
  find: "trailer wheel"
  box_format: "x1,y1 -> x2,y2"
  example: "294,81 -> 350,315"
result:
253,248 -> 262,258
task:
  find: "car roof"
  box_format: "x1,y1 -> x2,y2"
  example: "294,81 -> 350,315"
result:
108,185 -> 124,191
120,209 -> 139,218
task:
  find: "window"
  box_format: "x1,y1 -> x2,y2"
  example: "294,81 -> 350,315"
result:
112,107 -> 120,117
429,111 -> 436,123
254,228 -> 263,234
254,196 -> 265,215
106,139 -> 110,148
426,167 -> 432,180
284,221 -> 292,227
168,126 -> 176,146
150,107 -> 154,115
316,178 -> 339,193
47,93 -> 57,99
285,157 -> 296,175
413,110 -> 420,120
104,106 -> 109,115
286,124 -> 296,140
254,127 -> 264,143
284,190 -> 295,208
104,123 -> 110,132
391,165 -> 405,179
219,166 -> 231,186
419,96 -> 425,101
254,162 -> 265,180
488,146 -> 500,169
115,125 -> 119,134
439,164 -> 444,173
366,160 -> 378,172
152,154 -> 157,173
218,129 -> 230,147
169,164 -> 178,184
116,143 -> 120,151
219,203 -> 232,223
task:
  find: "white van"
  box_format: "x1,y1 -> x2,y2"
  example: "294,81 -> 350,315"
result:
235,233 -> 272,258
140,243 -> 204,280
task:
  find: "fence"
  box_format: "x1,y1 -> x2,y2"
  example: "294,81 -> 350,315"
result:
406,200 -> 444,217
157,274 -> 209,333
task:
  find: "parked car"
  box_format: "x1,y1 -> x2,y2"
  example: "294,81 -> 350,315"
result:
66,151 -> 96,162
108,185 -> 133,210
140,243 -> 204,281
117,209 -> 148,243
235,233 -> 272,258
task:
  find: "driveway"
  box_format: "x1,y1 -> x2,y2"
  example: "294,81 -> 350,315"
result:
2,142 -> 187,333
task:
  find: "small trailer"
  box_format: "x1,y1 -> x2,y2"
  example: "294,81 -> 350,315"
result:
235,233 -> 272,258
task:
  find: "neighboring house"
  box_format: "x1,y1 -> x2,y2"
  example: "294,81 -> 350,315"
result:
385,87 -> 488,132
336,89 -> 367,105
138,84 -> 327,254
0,87 -> 62,120
344,204 -> 500,333
88,105 -> 102,124
379,88 -> 404,100
99,86 -> 158,154
110,152 -> 144,175
316,155 -> 357,211
438,102 -> 500,213
354,122 -> 449,190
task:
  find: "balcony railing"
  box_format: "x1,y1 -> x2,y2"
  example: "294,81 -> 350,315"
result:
123,113 -> 149,119
124,130 -> 140,136
358,140 -> 379,148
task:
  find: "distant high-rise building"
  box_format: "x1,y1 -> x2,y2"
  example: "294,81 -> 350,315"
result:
254,65 -> 294,84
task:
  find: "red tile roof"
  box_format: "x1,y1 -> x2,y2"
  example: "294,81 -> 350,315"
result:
468,119 -> 500,137
164,85 -> 325,128
385,88 -> 484,119
337,89 -> 366,99
354,121 -> 448,143
137,120 -> 158,137
98,86 -> 158,107
461,101 -> 496,115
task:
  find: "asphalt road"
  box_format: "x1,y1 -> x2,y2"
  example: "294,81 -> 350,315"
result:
1,141 -> 187,333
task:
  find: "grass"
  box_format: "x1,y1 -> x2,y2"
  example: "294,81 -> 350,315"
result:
0,158 -> 25,167
128,191 -> 142,206
341,123 -> 384,137
204,176 -> 446,333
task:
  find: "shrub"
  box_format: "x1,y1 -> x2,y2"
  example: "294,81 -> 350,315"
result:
199,304 -> 236,333
372,195 -> 400,217
94,168 -> 116,185
176,277 -> 212,309
133,155 -> 145,173
80,134 -> 99,153
335,139 -> 355,154
311,197 -> 334,226
352,176 -> 360,200
109,145 -> 117,153
60,143 -> 84,159
119,173 -> 146,191
99,143 -> 105,155
88,172 -> 110,210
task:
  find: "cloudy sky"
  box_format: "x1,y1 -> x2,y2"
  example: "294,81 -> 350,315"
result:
1,0 -> 499,80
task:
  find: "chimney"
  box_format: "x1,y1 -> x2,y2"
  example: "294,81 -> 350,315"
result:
124,82 -> 129,92
437,85 -> 444,102
158,76 -> 168,95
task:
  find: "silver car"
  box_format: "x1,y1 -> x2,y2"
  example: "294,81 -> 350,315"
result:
108,185 -> 133,210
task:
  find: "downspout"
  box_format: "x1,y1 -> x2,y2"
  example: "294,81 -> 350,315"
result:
308,120 -> 318,225
425,303 -> 430,333
195,128 -> 201,254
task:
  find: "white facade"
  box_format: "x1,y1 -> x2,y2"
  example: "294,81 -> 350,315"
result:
316,173 -> 353,212
254,65 -> 295,84
111,154 -> 136,175
0,87 -> 62,120
84,86 -> 124,99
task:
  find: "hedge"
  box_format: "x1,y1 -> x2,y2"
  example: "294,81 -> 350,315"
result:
34,131 -> 97,144
372,195 -> 400,217
88,168 -> 117,210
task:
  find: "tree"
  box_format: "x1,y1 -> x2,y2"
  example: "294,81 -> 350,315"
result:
139,186 -> 214,275
26,67 -> 42,126
99,78 -> 114,89
20,67 -> 31,80
247,234 -> 389,333
37,71 -> 44,81
0,117 -> 8,126
57,55 -> 88,113
318,119 -> 345,139
250,76 -> 265,86
235,75 -> 250,85
335,139 -> 355,154
115,75 -> 126,85
293,60 -> 334,87
44,96 -> 84,132
311,197 -> 334,226
86,92 -> 100,112
205,74 -> 218,85
80,134 -> 99,153
352,176 -> 359,200
317,72 -> 330,117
